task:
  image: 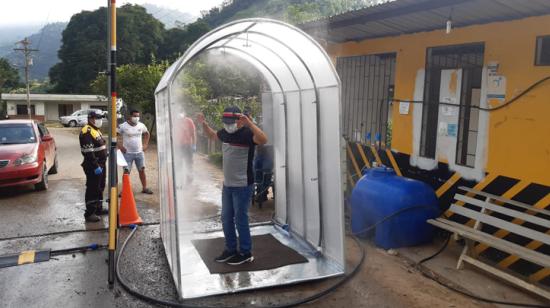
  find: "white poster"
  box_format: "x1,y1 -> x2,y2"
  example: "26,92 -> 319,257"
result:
399,101 -> 410,114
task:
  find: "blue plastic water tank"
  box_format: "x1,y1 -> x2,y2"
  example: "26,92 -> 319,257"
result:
351,167 -> 439,249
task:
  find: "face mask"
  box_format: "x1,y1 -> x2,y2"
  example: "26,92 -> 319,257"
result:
131,117 -> 139,124
94,119 -> 103,127
224,123 -> 238,134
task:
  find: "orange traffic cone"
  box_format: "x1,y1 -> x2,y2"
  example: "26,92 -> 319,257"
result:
119,173 -> 143,226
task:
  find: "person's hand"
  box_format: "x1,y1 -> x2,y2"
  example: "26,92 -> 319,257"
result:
196,113 -> 205,125
94,166 -> 103,175
120,146 -> 127,153
237,115 -> 252,127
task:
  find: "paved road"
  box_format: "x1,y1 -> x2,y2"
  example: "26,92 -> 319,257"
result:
0,128 -> 492,308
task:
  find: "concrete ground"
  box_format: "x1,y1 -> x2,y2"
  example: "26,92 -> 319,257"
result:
0,127 -> 541,307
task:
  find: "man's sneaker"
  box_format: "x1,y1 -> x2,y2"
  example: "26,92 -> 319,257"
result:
95,207 -> 109,215
85,214 -> 101,223
142,188 -> 153,194
215,250 -> 236,263
227,253 -> 254,265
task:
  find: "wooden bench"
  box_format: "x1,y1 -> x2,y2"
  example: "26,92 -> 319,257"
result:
428,186 -> 550,300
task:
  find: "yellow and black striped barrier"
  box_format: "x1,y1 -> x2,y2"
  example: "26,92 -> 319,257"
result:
0,250 -> 51,268
345,140 -> 550,285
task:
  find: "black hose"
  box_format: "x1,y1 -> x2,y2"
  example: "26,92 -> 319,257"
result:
0,221 -> 161,242
407,227 -> 549,307
417,233 -> 450,265
51,243 -> 108,256
115,226 -> 366,308
351,205 -> 440,237
393,75 -> 550,112
414,234 -> 549,307
116,204 -> 548,307
350,204 -> 550,307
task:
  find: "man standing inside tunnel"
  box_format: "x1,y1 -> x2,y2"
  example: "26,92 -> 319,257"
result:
197,107 -> 268,265
79,111 -> 108,223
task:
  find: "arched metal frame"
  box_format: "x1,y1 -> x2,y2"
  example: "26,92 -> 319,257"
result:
155,18 -> 344,299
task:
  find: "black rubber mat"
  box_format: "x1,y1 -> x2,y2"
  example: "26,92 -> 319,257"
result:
192,234 -> 308,274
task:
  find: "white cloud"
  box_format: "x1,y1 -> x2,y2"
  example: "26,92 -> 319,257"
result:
0,0 -> 224,25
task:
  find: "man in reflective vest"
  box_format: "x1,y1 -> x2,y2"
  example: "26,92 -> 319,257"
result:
79,111 -> 108,223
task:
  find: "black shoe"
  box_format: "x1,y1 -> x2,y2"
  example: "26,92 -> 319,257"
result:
215,250 -> 237,263
142,188 -> 153,194
95,207 -> 109,215
227,253 -> 254,265
85,214 -> 100,223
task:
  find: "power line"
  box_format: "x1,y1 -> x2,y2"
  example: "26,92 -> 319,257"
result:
14,38 -> 39,120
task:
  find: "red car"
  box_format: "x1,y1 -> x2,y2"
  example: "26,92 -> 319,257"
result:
0,120 -> 58,191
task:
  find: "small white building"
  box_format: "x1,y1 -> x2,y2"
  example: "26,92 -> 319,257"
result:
1,93 -> 108,122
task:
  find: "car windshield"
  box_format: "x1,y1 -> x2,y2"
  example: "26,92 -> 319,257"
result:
0,124 -> 37,145
71,111 -> 80,116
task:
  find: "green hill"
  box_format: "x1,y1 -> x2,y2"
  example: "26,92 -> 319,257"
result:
3,23 -> 66,81
199,0 -> 379,27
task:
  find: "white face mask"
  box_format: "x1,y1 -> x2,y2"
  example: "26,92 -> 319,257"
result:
131,117 -> 139,124
224,123 -> 238,134
94,119 -> 103,127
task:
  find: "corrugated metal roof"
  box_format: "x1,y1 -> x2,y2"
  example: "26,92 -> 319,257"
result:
300,0 -> 550,42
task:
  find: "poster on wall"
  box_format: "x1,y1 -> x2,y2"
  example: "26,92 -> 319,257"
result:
487,75 -> 506,102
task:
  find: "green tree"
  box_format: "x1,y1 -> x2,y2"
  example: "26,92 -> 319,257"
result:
50,4 -> 164,94
178,54 -> 262,129
90,62 -> 169,115
0,58 -> 21,91
159,21 -> 211,61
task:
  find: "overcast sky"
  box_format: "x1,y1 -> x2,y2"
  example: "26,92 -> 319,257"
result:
0,0 -> 225,26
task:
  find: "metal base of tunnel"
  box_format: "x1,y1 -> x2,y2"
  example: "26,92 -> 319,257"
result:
177,224 -> 344,299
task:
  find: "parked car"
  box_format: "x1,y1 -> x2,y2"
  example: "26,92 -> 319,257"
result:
0,120 -> 58,191
60,109 -> 107,127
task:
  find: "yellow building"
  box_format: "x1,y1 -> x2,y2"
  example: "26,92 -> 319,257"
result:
302,0 -> 550,285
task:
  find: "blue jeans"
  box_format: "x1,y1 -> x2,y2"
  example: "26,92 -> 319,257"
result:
221,185 -> 254,254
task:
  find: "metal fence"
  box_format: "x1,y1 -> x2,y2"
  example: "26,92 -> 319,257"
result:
336,53 -> 396,147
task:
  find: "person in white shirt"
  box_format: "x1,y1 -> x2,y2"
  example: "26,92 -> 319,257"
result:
117,110 -> 153,194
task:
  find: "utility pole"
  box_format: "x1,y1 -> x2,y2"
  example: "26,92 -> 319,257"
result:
14,38 -> 38,121
107,0 -> 118,286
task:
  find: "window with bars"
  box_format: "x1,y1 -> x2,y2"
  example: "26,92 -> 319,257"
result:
420,43 -> 484,167
336,53 -> 396,147
16,104 -> 35,115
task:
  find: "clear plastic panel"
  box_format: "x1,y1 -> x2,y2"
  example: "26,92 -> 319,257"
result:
172,21 -> 258,83
219,36 -> 299,92
251,22 -> 338,88
156,61 -> 178,93
318,86 -> 345,265
271,92 -> 288,224
246,33 -> 314,90
284,91 -> 304,235
155,19 -> 344,298
214,48 -> 280,92
300,89 -> 321,246
154,89 -> 181,290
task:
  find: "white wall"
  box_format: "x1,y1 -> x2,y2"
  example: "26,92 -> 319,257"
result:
45,102 -> 58,120
7,102 -> 16,115
35,102 -> 45,116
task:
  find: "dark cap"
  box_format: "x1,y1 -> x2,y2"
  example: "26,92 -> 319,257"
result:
88,111 -> 103,119
222,106 -> 242,124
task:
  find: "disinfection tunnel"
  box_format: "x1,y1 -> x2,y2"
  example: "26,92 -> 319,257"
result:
154,18 -> 344,299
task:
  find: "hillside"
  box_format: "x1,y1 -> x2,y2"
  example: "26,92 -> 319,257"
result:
200,0 -> 379,27
0,24 -> 43,55
142,3 -> 196,28
2,22 -> 66,81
